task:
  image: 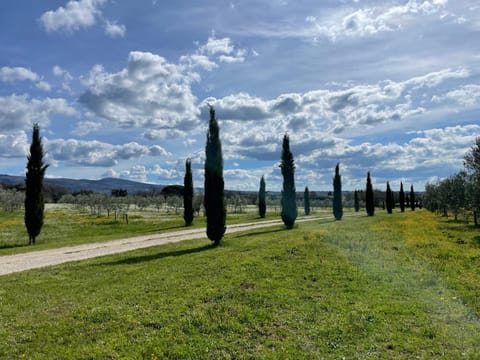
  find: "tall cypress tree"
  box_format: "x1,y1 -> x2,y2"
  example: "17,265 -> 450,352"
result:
354,189 -> 360,212
410,185 -> 416,211
386,181 -> 393,214
333,163 -> 343,220
280,134 -> 297,229
366,172 -> 375,216
204,106 -> 226,245
304,186 -> 310,216
183,158 -> 194,226
25,123 -> 48,245
399,182 -> 405,213
258,175 -> 266,218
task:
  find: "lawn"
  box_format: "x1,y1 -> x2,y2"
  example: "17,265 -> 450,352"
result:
0,210 -> 480,359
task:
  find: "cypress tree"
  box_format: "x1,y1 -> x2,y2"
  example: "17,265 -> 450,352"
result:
280,134 -> 297,229
258,175 -> 266,218
399,182 -> 405,212
354,189 -> 360,212
410,185 -> 416,211
25,123 -> 48,245
204,106 -> 226,245
386,181 -> 393,214
183,158 -> 194,226
333,163 -> 343,220
304,186 -> 310,216
366,172 -> 375,216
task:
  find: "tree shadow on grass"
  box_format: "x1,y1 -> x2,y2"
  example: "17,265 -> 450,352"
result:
102,243 -> 213,266
0,243 -> 27,250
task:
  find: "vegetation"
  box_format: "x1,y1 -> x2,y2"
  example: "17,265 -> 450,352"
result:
333,163 -> 343,220
24,124 -> 48,245
385,182 -> 393,214
258,176 -> 266,218
410,185 -> 416,211
1,211 -> 480,358
183,159 -> 194,226
399,182 -> 405,213
280,134 -> 297,229
366,172 -> 374,216
204,106 -> 226,246
354,189 -> 360,212
304,186 -> 310,216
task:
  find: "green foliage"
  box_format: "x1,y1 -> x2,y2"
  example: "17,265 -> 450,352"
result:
410,185 -> 416,211
354,190 -> 360,212
24,124 -> 48,245
1,212 -> 480,358
399,182 -> 405,213
333,163 -> 343,220
258,176 -> 266,218
464,136 -> 480,175
204,106 -> 226,245
304,186 -> 310,216
183,159 -> 194,226
385,182 -> 393,214
280,134 -> 297,229
366,172 -> 374,216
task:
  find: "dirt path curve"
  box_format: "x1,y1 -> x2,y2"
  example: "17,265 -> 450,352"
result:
0,213 -> 360,276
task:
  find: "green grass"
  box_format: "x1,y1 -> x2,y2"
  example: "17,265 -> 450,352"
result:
1,205 -> 328,255
1,210 -> 480,358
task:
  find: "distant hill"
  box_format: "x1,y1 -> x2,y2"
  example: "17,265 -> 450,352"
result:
0,175 -> 165,194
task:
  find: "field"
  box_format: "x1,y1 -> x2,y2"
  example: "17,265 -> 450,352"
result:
1,209 -> 480,358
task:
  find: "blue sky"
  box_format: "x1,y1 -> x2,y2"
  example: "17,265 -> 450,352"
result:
1,0 -> 479,191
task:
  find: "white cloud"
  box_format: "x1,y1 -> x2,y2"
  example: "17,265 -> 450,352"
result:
40,0 -> 107,33
0,131 -> 29,158
104,19 -> 126,38
199,35 -> 235,55
0,95 -> 77,132
71,120 -> 102,136
45,138 -> 170,167
0,66 -> 51,91
432,84 -> 480,106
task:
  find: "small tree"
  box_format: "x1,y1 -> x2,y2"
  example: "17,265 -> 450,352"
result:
280,134 -> 297,229
304,186 -> 310,216
354,189 -> 360,212
25,124 -> 48,245
399,182 -> 405,213
333,163 -> 343,220
410,185 -> 416,211
183,158 -> 194,226
366,172 -> 374,216
204,106 -> 226,245
258,175 -> 266,218
385,182 -> 393,214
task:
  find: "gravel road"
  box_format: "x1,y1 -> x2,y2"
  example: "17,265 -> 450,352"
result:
0,214 -> 359,276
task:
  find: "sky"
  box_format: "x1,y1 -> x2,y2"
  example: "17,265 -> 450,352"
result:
1,0 -> 480,192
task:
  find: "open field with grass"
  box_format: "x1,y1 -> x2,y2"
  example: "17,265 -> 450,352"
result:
1,210 -> 480,358
0,204 -> 334,255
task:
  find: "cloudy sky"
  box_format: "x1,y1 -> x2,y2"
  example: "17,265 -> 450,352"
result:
1,0 -> 479,191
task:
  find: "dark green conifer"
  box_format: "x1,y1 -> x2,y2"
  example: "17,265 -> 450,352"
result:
280,134 -> 297,229
333,163 -> 343,220
25,124 -> 48,245
386,181 -> 393,214
399,182 -> 405,212
258,175 -> 266,218
204,106 -> 226,245
410,185 -> 416,211
183,158 -> 194,226
366,172 -> 375,216
304,186 -> 310,216
354,190 -> 360,212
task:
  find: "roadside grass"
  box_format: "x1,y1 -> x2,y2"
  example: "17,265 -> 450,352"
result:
1,205 -> 335,255
0,210 -> 479,358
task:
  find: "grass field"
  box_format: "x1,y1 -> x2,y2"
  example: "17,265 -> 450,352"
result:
1,210 -> 480,358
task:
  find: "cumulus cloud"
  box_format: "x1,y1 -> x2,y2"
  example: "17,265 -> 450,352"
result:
0,131 -> 29,158
79,52 -> 201,134
0,66 -> 51,91
40,0 -> 107,33
432,84 -> 480,106
0,95 -> 77,132
45,138 -> 170,167
307,0 -> 450,41
40,0 -> 126,37
104,19 -> 126,38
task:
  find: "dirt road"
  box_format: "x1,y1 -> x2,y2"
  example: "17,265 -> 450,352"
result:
0,214 -> 359,276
